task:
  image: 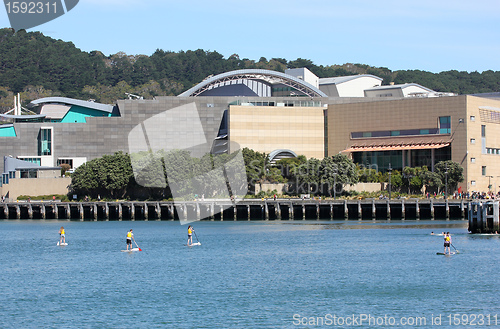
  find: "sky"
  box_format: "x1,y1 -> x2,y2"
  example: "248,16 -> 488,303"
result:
1,0 -> 499,73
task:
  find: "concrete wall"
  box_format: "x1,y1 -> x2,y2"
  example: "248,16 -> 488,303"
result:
343,183 -> 383,193
253,182 -> 382,195
253,183 -> 288,194
1,177 -> 71,200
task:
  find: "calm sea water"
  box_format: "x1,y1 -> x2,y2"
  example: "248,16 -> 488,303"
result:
1,219 -> 499,328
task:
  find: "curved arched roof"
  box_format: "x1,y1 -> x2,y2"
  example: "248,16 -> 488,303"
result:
268,149 -> 298,162
178,69 -> 328,97
28,97 -> 115,113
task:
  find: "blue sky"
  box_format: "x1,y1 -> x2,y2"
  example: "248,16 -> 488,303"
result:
1,0 -> 499,73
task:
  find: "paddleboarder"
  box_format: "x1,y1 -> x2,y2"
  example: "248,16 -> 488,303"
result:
187,225 -> 194,246
59,226 -> 66,244
126,229 -> 135,251
444,232 -> 451,255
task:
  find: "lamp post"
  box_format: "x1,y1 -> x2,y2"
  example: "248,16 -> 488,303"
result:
333,169 -> 338,200
444,163 -> 448,200
404,173 -> 413,195
388,163 -> 392,200
488,176 -> 493,192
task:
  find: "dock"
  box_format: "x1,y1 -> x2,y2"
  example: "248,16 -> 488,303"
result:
0,199 -> 469,221
468,201 -> 500,233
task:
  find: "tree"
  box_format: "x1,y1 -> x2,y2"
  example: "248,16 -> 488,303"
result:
70,151 -> 133,199
241,148 -> 267,187
434,160 -> 464,193
320,154 -> 358,196
420,170 -> 442,194
97,152 -> 133,198
401,166 -> 424,194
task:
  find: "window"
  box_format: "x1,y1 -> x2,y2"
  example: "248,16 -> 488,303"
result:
471,158 -> 476,163
439,116 -> 451,134
481,125 -> 486,137
38,128 -> 52,156
470,138 -> 475,144
471,180 -> 476,186
482,166 -> 487,176
57,159 -> 74,169
470,116 -> 475,122
20,169 -> 37,178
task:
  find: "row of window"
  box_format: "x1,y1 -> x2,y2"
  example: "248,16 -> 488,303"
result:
230,100 -> 323,107
351,116 -> 451,139
351,128 -> 441,139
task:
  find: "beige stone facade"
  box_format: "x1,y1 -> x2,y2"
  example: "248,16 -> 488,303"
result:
0,177 -> 71,200
229,105 -> 325,159
327,95 -> 500,193
466,96 -> 500,193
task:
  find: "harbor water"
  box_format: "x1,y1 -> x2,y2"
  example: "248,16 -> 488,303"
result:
1,220 -> 499,328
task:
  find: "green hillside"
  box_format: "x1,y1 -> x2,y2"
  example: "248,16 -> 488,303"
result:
0,28 -> 499,110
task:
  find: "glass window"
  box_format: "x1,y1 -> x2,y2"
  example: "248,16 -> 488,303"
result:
470,116 -> 475,122
471,180 -> 476,186
38,128 -> 52,156
390,131 -> 400,136
420,129 -> 429,135
470,138 -> 475,144
482,166 -> 487,176
471,158 -> 476,163
481,125 -> 486,137
439,116 -> 451,134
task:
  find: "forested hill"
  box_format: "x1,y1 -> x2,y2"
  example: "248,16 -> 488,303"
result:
1,28 -> 499,110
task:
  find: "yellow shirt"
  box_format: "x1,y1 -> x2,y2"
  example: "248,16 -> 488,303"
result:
60,229 -> 65,235
127,232 -> 132,238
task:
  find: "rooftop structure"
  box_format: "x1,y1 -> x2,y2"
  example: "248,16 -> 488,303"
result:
319,74 -> 383,97
178,69 -> 327,97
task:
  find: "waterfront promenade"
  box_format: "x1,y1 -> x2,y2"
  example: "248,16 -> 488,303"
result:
1,198 -> 468,221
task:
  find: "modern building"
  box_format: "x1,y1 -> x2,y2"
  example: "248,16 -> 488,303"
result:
0,67 -> 498,195
328,95 -> 500,193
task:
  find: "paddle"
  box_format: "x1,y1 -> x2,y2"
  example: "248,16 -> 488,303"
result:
451,243 -> 459,254
134,241 -> 142,251
194,231 -> 201,245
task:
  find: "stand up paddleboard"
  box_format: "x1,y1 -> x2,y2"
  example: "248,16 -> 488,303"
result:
184,242 -> 201,246
57,242 -> 68,246
436,252 -> 456,255
121,248 -> 139,252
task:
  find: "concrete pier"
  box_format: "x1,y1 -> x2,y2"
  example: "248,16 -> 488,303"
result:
0,199 -> 469,221
468,201 -> 499,233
